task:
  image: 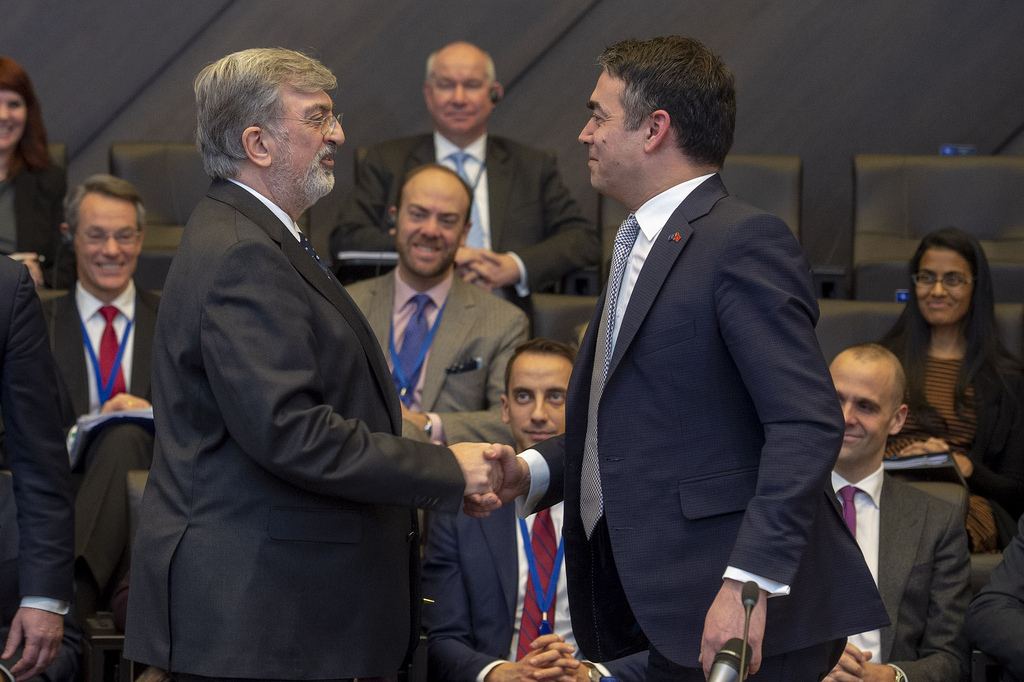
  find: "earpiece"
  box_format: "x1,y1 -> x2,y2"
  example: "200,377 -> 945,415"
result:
489,85 -> 502,104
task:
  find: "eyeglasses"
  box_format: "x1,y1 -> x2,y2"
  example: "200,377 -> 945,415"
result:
80,229 -> 142,247
275,112 -> 342,136
911,271 -> 974,291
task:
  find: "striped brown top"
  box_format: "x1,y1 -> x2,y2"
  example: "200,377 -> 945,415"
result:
887,356 -> 977,457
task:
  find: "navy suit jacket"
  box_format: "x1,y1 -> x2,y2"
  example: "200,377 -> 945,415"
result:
124,180 -> 466,679
535,174 -> 888,666
966,515 -> 1024,679
330,134 -> 598,291
422,504 -> 647,682
0,257 -> 73,606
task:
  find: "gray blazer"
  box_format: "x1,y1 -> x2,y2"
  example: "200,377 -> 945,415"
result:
346,272 -> 528,446
878,475 -> 971,681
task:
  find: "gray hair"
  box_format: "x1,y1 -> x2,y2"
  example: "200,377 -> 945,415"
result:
194,47 -> 337,180
64,174 -> 146,232
424,42 -> 496,83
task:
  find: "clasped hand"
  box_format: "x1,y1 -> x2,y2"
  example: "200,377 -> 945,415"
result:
448,442 -> 529,517
455,247 -> 520,292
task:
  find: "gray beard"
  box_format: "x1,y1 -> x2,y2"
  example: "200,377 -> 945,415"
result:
270,146 -> 335,216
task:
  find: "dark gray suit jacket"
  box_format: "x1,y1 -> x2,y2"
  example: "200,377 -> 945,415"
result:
346,273 -> 528,446
123,180 -> 467,679
876,475 -> 971,681
43,287 -> 159,424
10,165 -> 74,288
967,514 -> 1024,680
330,134 -> 598,291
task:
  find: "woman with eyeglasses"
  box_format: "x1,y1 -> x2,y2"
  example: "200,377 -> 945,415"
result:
0,55 -> 70,288
881,226 -> 1024,550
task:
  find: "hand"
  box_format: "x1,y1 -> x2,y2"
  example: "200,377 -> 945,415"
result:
952,452 -> 974,477
449,441 -> 514,498
456,247 -> 521,291
9,253 -> 44,289
896,437 -> 949,457
824,643 -> 895,682
484,634 -> 578,682
2,607 -> 64,680
401,404 -> 429,431
100,393 -> 151,414
700,579 -> 767,679
464,451 -> 531,518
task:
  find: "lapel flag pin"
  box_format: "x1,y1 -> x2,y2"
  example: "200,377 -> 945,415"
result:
669,232 -> 681,242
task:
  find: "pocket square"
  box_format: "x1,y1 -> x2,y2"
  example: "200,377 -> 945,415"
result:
446,357 -> 483,374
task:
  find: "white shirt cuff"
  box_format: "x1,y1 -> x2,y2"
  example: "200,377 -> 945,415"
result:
722,568 -> 790,596
516,448 -> 549,518
477,659 -> 503,682
19,597 -> 70,615
427,412 -> 445,445
507,252 -> 530,297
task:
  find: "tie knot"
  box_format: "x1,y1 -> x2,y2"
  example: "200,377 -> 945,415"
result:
839,485 -> 860,506
100,305 -> 119,324
616,214 -> 641,248
410,293 -> 431,314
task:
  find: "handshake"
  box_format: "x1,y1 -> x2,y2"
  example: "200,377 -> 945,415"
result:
449,442 -> 530,518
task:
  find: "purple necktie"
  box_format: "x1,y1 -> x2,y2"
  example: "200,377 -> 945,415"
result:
839,485 -> 861,537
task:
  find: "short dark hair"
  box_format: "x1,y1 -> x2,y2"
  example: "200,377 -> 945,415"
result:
397,163 -> 474,225
0,55 -> 51,173
598,36 -> 736,167
504,338 -> 577,394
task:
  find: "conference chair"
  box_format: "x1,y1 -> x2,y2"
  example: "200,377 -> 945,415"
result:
852,154 -> 1024,302
597,154 -> 802,285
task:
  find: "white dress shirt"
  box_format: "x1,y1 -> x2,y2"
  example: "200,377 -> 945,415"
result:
435,132 -> 529,295
76,280 -> 138,413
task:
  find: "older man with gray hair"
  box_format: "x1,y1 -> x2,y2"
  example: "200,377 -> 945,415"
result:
124,47 -> 511,682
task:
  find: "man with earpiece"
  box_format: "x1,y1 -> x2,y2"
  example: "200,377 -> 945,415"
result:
331,41 -> 598,314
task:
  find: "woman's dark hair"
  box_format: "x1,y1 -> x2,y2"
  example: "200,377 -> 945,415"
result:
0,55 -> 51,174
881,226 -> 1021,431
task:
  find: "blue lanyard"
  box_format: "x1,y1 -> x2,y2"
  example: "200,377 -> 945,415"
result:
79,312 -> 134,406
518,515 -> 565,635
388,297 -> 448,400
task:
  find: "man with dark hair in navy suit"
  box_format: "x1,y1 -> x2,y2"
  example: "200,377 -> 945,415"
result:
481,36 -> 889,682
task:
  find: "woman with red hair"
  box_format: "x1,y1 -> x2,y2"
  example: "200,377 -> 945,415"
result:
0,55 -> 69,288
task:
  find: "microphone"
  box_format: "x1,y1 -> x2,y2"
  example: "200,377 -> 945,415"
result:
708,638 -> 751,682
708,581 -> 760,682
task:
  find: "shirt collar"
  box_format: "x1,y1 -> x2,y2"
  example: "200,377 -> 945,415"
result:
831,465 -> 884,509
228,178 -> 303,242
394,268 -> 453,311
435,131 -> 488,163
76,279 -> 137,322
633,173 -> 716,241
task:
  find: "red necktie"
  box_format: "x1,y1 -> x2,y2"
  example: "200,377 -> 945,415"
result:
99,305 -> 126,398
516,509 -> 557,659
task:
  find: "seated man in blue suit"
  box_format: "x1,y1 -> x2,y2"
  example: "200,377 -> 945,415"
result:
423,338 -> 646,682
826,344 -> 970,682
967,514 -> 1024,678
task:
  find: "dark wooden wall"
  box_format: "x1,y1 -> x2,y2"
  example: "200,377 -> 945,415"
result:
5,0 -> 1023,271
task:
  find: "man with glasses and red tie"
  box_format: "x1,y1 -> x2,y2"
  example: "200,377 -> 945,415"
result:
827,344 -> 970,682
41,174 -> 158,618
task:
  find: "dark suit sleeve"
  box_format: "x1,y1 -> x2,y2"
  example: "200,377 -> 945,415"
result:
889,498 -> 971,682
202,237 -> 464,508
508,151 -> 598,291
329,144 -> 404,259
422,511 -> 506,682
966,516 -> 1024,679
715,213 -> 845,584
0,262 -> 74,602
968,374 -> 1024,520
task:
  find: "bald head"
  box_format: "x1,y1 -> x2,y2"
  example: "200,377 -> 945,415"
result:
423,42 -> 502,148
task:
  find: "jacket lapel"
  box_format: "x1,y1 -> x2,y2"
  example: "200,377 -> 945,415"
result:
52,293 -> 90,418
484,138 -> 511,251
481,505 -> 519,619
207,180 -> 402,433
420,279 -> 475,410
607,175 -> 726,379
877,476 -> 920,661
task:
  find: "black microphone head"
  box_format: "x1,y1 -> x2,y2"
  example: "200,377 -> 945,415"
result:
709,639 -> 751,682
742,580 -> 760,608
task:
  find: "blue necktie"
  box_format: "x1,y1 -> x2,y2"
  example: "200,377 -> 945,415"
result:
448,151 -> 484,249
394,294 -> 431,407
298,231 -> 334,280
